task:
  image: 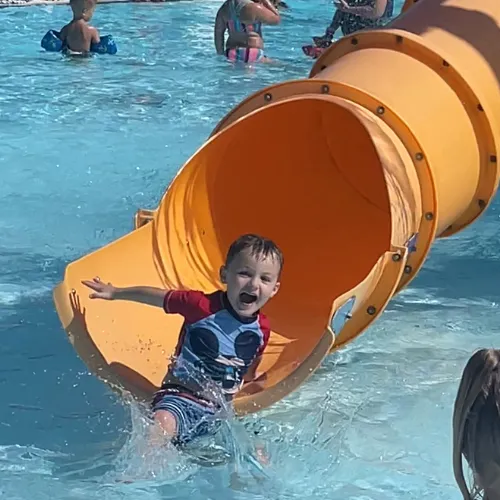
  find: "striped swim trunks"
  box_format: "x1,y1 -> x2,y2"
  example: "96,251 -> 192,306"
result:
152,390 -> 221,446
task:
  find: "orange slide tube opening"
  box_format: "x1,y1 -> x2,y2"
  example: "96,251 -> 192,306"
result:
54,95 -> 401,414
165,94 -> 394,338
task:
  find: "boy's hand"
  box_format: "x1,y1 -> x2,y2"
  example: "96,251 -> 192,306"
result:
82,277 -> 117,300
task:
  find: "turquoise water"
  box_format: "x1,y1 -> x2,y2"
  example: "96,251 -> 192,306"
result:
1,0 -> 499,498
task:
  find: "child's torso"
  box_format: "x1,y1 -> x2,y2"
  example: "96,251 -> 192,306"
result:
61,20 -> 93,53
165,295 -> 268,399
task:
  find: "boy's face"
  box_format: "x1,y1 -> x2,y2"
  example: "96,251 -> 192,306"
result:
220,249 -> 281,318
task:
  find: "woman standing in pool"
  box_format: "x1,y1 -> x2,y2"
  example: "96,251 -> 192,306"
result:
214,0 -> 281,64
453,348 -> 500,499
303,0 -> 393,58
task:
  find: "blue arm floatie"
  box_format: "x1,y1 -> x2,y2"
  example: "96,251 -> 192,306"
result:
90,35 -> 117,55
41,30 -> 117,55
41,30 -> 63,52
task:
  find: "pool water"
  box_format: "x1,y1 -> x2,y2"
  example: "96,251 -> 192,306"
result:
1,0 -> 499,498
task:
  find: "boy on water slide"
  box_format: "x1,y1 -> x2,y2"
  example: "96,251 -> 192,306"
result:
82,234 -> 283,453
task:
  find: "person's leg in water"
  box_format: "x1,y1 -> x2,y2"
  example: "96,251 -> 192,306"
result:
227,424 -> 271,490
150,409 -> 178,446
113,409 -> 178,482
149,393 -> 221,448
129,409 -> 178,469
260,56 -> 276,64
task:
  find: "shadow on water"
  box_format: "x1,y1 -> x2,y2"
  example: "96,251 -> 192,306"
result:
0,250 -> 128,455
0,250 -> 281,493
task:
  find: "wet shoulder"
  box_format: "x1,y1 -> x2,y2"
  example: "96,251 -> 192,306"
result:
233,0 -> 254,14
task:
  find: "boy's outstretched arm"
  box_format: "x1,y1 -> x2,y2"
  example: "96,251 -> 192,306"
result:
82,277 -> 167,308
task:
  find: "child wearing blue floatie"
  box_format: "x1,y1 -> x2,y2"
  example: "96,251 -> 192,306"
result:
59,0 -> 100,54
41,0 -> 117,56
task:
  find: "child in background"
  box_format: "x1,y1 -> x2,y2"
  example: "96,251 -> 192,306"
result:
82,234 -> 283,449
214,0 -> 281,64
453,348 -> 500,499
59,0 -> 100,54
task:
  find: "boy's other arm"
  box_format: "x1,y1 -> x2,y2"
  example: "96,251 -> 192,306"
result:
59,25 -> 68,41
244,316 -> 270,383
90,27 -> 100,44
244,355 -> 266,383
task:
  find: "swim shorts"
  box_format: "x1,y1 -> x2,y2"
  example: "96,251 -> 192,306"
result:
152,391 -> 221,446
225,47 -> 265,63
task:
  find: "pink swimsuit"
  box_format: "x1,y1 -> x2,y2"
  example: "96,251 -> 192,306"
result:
225,0 -> 265,63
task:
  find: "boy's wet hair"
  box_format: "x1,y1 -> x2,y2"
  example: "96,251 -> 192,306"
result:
70,0 -> 96,7
70,0 -> 96,18
225,234 -> 284,273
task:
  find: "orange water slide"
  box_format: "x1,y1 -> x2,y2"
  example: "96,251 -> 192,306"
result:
53,0 -> 500,415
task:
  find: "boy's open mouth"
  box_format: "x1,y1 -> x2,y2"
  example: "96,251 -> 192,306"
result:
239,292 -> 258,304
